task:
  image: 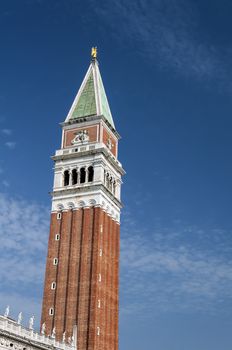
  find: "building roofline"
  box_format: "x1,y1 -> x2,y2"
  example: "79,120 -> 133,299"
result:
60,114 -> 121,139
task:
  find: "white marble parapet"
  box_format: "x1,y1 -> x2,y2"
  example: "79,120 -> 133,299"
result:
54,142 -> 122,168
0,316 -> 75,350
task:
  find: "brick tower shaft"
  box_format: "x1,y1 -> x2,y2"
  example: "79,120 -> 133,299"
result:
41,51 -> 124,350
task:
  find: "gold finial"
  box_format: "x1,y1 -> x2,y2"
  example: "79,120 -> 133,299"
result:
91,47 -> 97,59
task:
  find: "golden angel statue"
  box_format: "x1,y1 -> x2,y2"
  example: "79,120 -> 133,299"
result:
91,47 -> 97,59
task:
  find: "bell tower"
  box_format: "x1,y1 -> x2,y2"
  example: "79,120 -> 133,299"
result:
41,49 -> 124,350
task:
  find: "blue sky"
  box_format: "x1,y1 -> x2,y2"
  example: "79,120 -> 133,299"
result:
0,1 -> 232,349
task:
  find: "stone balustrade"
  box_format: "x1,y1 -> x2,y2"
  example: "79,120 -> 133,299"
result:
0,316 -> 76,350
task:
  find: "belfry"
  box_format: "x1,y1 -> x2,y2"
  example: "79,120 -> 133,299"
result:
41,49 -> 124,350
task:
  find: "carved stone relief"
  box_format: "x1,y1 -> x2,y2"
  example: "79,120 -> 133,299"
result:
71,130 -> 89,145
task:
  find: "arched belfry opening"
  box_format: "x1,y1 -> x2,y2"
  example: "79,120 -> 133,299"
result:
80,167 -> 86,183
88,166 -> 94,182
64,170 -> 70,186
72,169 -> 78,185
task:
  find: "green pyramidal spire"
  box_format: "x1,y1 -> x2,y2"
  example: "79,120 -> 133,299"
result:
65,58 -> 115,129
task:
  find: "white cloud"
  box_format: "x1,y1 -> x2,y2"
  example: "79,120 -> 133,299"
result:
0,193 -> 49,319
89,0 -> 231,88
1,129 -> 12,136
0,193 -> 50,327
0,192 -> 231,325
120,210 -> 232,316
5,141 -> 16,149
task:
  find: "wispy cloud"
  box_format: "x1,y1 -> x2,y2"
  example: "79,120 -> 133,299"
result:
1,193 -> 231,327
120,209 -> 232,317
90,0 -> 232,88
0,194 -> 51,284
2,180 -> 9,187
1,129 -> 12,136
5,141 -> 16,149
0,193 -> 49,326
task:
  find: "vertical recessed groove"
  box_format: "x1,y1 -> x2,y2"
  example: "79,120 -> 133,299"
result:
76,208 -> 84,329
103,212 -> 109,349
53,211 -> 63,330
63,209 -> 74,333
86,207 -> 96,349
73,210 -> 82,327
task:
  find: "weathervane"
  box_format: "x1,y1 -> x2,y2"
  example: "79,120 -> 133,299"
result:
91,47 -> 97,60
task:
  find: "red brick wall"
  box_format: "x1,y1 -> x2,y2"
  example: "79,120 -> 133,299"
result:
41,207 -> 119,350
65,209 -> 83,337
76,207 -> 94,349
102,127 -> 117,157
54,210 -> 73,339
41,212 -> 62,336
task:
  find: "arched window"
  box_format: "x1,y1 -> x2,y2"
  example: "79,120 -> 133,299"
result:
55,234 -> 60,241
106,173 -> 110,189
113,180 -> 116,195
109,177 -> 113,192
88,166 -> 94,182
80,167 -> 86,183
64,170 -> 70,186
51,282 -> 56,290
97,327 -> 100,336
53,258 -> 58,265
72,169 -> 78,185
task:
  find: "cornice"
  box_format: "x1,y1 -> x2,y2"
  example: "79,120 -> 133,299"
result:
50,183 -> 122,209
60,115 -> 121,139
51,147 -> 125,176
